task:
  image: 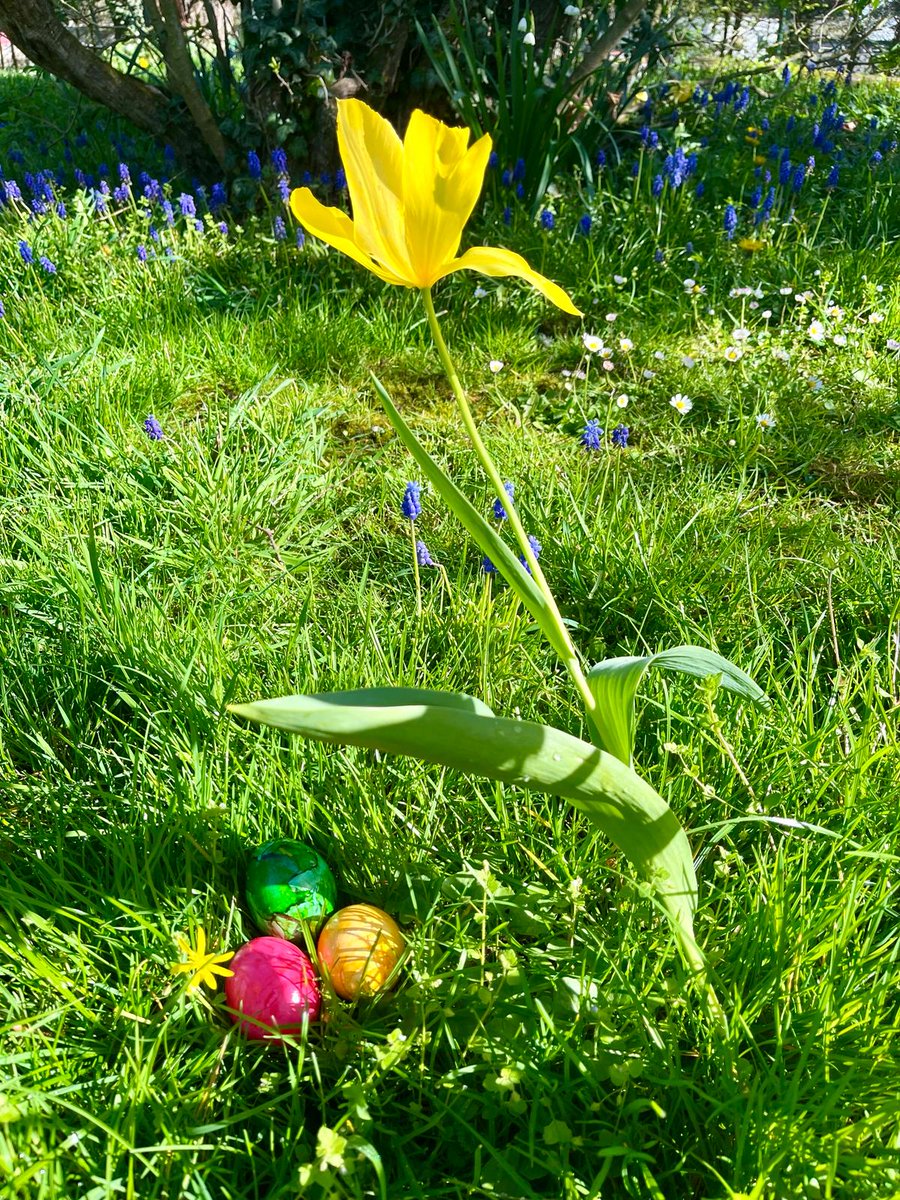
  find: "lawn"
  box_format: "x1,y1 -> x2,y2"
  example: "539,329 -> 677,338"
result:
1,62 -> 900,1199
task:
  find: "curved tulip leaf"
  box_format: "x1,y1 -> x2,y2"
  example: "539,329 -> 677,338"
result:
587,645 -> 770,766
371,374 -> 573,666
228,690 -> 704,975
308,687 -> 495,719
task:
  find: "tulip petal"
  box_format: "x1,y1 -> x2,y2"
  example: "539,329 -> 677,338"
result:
336,99 -> 413,282
442,245 -> 582,315
289,187 -> 408,286
402,111 -> 492,285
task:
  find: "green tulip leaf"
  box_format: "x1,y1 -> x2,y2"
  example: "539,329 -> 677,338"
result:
587,645 -> 770,766
371,374 -> 572,665
307,687 -> 495,719
229,689 -> 704,975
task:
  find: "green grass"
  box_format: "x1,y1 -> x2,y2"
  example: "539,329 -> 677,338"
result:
1,66 -> 900,1199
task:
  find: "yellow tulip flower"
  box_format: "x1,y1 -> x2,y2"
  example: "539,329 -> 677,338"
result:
290,99 -> 581,315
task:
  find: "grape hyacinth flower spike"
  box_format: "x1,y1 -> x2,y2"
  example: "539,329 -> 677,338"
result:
401,481 -> 425,612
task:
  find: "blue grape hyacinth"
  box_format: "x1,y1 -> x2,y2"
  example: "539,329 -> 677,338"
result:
416,540 -> 435,568
493,481 -> 515,521
581,420 -> 603,451
401,481 -> 422,521
519,535 -> 542,575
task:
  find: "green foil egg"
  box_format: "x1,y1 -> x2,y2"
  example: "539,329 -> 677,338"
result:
246,839 -> 337,939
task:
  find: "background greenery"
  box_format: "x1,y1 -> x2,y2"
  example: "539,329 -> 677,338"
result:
1,58 -> 899,1199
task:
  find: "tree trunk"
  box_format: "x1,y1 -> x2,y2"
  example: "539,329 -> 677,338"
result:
569,0 -> 649,88
0,0 -> 221,175
146,0 -> 227,167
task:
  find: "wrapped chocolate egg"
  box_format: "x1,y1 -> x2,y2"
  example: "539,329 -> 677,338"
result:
317,904 -> 405,1001
225,937 -> 320,1042
246,839 -> 337,938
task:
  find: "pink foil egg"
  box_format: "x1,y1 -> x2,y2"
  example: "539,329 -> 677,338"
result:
225,937 -> 320,1042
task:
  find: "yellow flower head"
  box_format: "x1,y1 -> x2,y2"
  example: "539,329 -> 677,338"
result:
745,127 -> 761,143
737,237 -> 765,252
171,926 -> 234,993
290,99 -> 581,315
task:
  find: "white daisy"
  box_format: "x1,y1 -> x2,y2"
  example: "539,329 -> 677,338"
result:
724,346 -> 743,362
582,333 -> 604,353
489,359 -> 504,374
670,393 -> 693,414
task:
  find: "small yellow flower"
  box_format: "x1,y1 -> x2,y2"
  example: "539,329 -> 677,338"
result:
753,154 -> 766,165
738,237 -> 765,252
171,927 -> 234,992
290,99 -> 580,314
745,127 -> 761,143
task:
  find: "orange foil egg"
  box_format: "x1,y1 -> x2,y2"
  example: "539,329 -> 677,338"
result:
317,904 -> 405,1000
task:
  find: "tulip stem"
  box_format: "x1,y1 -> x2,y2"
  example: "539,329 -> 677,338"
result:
420,287 -> 600,733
